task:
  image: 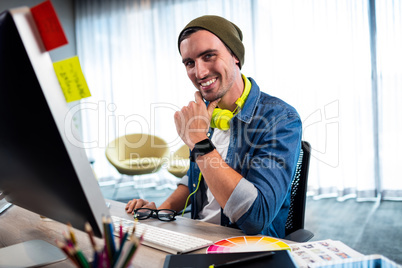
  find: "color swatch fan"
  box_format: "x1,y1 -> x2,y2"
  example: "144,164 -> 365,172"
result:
207,236 -> 290,254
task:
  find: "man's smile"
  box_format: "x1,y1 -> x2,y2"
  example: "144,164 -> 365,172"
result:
200,77 -> 217,90
200,78 -> 217,87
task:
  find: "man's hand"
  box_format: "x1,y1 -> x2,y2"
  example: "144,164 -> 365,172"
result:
125,198 -> 156,214
174,91 -> 219,149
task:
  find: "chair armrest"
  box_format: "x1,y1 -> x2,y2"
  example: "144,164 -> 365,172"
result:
284,229 -> 314,243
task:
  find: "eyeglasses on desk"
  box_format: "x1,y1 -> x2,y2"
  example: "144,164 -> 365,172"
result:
133,208 -> 177,221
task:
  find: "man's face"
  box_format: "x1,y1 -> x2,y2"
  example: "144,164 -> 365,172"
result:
180,30 -> 240,102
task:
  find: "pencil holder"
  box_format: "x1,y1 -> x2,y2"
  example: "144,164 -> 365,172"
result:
57,218 -> 141,268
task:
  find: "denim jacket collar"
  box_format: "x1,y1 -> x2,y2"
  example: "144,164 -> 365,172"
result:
234,76 -> 260,125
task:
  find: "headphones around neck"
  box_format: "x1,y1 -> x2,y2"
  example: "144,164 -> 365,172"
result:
210,75 -> 251,131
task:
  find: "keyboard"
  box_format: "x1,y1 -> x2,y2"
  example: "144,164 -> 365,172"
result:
111,216 -> 213,254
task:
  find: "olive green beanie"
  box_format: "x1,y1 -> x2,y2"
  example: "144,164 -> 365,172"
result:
178,15 -> 245,68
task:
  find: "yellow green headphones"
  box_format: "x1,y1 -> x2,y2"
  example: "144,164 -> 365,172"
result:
210,74 -> 251,131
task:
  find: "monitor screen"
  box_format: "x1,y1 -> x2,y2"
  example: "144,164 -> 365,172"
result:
0,7 -> 110,237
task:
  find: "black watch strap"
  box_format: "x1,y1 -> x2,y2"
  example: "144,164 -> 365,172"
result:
190,138 -> 216,162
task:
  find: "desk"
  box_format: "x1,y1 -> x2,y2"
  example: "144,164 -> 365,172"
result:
0,200 -> 290,267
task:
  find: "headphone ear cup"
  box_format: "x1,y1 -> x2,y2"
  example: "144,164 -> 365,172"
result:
211,108 -> 233,131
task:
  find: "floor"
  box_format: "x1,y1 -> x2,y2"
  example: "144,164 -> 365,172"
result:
304,197 -> 402,265
99,171 -> 402,265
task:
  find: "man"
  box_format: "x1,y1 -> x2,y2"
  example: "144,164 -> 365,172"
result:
126,15 -> 302,238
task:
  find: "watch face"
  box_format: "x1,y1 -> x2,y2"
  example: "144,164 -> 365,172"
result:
195,139 -> 215,153
196,139 -> 213,149
191,139 -> 215,162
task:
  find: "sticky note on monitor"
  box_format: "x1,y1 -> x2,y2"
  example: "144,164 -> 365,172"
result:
30,0 -> 68,51
53,56 -> 91,103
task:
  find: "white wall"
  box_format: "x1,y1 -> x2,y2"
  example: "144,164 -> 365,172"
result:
0,0 -> 76,61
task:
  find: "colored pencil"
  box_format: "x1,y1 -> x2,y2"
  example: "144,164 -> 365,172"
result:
85,222 -> 97,251
67,223 -> 77,246
56,240 -> 80,267
74,247 -> 90,268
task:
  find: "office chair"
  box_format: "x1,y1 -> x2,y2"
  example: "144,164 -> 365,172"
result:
284,141 -> 314,242
105,133 -> 169,199
167,144 -> 190,178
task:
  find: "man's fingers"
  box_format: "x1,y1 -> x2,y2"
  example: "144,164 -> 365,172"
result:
125,199 -> 137,213
143,202 -> 156,209
194,91 -> 203,103
135,199 -> 149,209
207,98 -> 221,117
125,199 -> 152,214
174,111 -> 185,138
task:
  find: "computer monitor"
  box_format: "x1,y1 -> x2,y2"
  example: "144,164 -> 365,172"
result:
0,7 -> 110,238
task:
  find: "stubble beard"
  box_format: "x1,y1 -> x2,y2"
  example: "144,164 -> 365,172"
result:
200,89 -> 226,102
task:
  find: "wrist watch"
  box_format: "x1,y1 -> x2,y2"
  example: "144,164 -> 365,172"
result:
190,138 -> 216,162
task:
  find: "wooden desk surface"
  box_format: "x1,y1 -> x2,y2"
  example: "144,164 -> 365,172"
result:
0,200 -> 289,267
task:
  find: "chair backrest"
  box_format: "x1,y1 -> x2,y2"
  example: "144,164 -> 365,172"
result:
285,141 -> 311,236
172,144 -> 190,159
105,133 -> 170,174
106,133 -> 169,162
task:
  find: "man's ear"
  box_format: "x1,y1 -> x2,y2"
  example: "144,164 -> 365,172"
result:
232,55 -> 241,69
234,55 -> 240,65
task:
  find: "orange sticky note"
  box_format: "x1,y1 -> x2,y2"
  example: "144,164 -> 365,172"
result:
31,0 -> 68,51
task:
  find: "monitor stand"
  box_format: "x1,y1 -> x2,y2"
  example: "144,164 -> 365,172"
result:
0,240 -> 67,268
0,193 -> 13,215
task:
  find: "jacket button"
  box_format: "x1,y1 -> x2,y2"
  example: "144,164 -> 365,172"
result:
193,184 -> 196,187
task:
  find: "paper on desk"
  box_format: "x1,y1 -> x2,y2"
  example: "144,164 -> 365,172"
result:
289,239 -> 364,268
309,254 -> 402,268
53,56 -> 91,103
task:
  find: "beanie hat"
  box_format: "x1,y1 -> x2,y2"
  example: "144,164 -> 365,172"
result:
178,15 -> 245,68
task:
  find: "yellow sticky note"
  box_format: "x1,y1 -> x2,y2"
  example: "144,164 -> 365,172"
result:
53,56 -> 91,102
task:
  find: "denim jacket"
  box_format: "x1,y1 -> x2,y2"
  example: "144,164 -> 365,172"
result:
183,77 -> 302,238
